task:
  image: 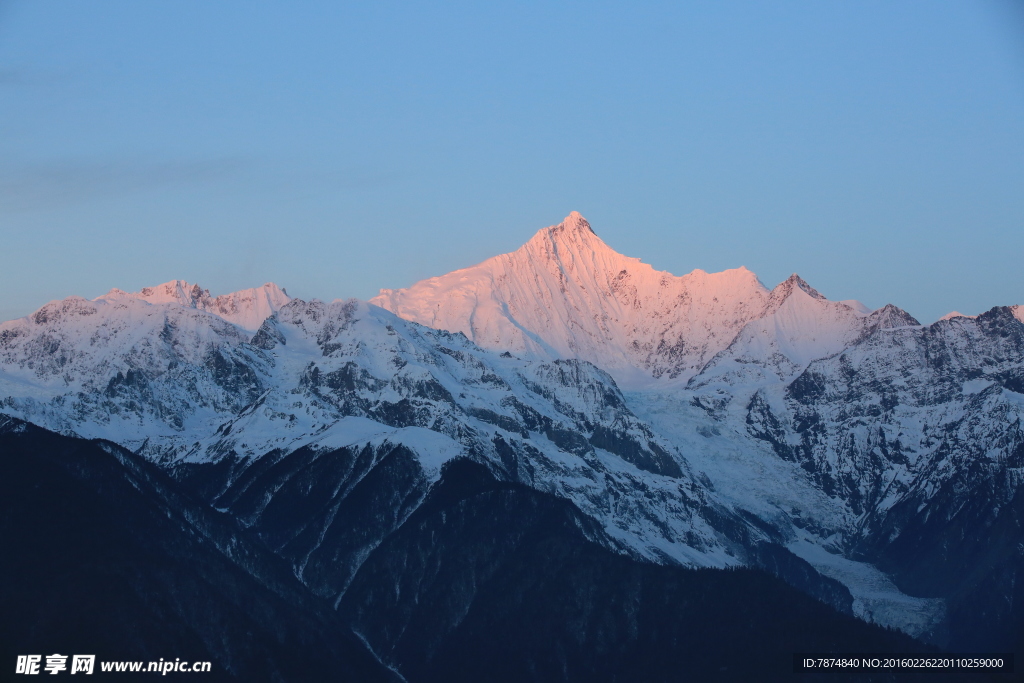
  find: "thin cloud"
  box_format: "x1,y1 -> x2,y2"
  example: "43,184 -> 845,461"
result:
0,157 -> 250,211
0,63 -> 77,88
0,68 -> 25,85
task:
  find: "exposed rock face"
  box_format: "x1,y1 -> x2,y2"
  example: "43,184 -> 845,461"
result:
0,295 -> 267,441
744,306 -> 1024,647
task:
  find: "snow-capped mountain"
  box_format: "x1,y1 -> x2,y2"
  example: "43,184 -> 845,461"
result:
374,212 -> 1024,643
372,212 -> 775,387
371,213 -> 902,393
2,212 -> 1023,652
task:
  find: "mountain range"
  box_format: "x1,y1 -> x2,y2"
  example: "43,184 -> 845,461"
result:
3,212 -> 1021,681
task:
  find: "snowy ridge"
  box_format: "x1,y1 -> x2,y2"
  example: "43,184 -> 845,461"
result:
98,280 -> 291,331
689,277 -> 884,390
0,294 -> 262,442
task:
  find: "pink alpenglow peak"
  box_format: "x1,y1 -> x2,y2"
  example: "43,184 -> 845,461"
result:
97,280 -> 291,331
370,212 -> 889,388
937,311 -> 977,322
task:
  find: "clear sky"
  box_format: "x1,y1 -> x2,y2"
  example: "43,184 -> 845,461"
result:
1,0 -> 1022,324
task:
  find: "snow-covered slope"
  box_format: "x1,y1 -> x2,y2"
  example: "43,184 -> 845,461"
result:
738,306 -> 1024,642
754,307 -> 1024,522
0,292 -> 756,568
687,276 -> 912,392
0,294 -> 264,441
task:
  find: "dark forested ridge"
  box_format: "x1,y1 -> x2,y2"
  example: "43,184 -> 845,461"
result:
340,458 -> 983,683
0,417 -> 398,682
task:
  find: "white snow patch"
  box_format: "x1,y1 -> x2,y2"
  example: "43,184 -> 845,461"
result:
962,379 -> 995,395
840,300 -> 873,316
788,539 -> 946,639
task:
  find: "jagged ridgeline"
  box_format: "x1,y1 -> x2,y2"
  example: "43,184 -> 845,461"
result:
2,213 -> 1023,681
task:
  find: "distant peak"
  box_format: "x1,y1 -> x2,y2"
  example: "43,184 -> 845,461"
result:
775,274 -> 826,301
98,280 -> 208,306
93,281 -> 290,330
538,212 -> 597,243
255,282 -> 289,297
872,303 -> 921,327
98,281 -> 290,303
522,212 -> 607,256
938,311 -> 976,322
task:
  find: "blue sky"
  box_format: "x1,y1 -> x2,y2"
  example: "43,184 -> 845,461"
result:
1,0 -> 1022,324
